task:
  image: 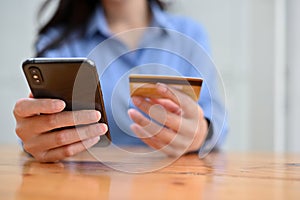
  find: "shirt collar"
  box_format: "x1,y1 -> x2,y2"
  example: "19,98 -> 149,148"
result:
150,0 -> 175,30
85,1 -> 174,38
85,6 -> 111,38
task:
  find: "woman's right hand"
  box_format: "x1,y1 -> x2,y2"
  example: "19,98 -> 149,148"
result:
13,96 -> 108,162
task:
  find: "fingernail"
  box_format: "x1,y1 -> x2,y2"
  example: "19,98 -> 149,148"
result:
91,111 -> 101,121
100,124 -> 108,133
52,100 -> 65,110
157,83 -> 168,93
132,97 -> 142,106
95,111 -> 101,120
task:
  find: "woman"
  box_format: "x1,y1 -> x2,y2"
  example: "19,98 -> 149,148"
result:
13,0 -> 227,162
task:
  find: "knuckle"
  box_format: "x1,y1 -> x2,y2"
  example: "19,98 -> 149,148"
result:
47,114 -> 59,128
35,153 -> 48,162
62,146 -> 74,157
22,143 -> 32,154
54,131 -> 68,146
22,143 -> 53,163
15,125 -> 24,139
34,154 -> 43,161
13,99 -> 25,117
23,143 -> 41,159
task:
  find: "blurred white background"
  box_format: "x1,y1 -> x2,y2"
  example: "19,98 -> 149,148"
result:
0,0 -> 299,153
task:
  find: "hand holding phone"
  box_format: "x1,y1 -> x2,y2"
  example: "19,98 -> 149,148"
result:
14,58 -> 110,162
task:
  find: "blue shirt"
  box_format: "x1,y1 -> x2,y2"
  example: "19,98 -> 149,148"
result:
36,1 -> 228,156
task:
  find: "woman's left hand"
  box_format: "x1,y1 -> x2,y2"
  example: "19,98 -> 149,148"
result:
128,83 -> 209,157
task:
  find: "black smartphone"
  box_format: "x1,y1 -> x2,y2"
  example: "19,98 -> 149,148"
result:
22,57 -> 110,147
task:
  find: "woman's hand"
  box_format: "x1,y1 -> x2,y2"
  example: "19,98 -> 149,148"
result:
128,83 -> 209,157
13,95 -> 108,162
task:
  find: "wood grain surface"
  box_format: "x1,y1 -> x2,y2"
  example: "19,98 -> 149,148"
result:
0,145 -> 299,200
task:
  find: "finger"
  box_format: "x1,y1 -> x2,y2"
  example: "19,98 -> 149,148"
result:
14,98 -> 65,117
131,96 -> 184,132
130,124 -> 185,157
128,109 -> 190,150
128,108 -> 175,141
129,108 -> 198,152
20,110 -> 101,137
150,98 -> 182,115
34,136 -> 100,162
130,123 -> 170,152
156,83 -> 198,116
24,123 -> 108,153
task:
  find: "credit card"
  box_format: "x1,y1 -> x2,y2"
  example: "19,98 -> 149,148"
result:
129,74 -> 203,101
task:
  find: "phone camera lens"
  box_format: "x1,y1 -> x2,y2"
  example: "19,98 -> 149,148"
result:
29,67 -> 43,85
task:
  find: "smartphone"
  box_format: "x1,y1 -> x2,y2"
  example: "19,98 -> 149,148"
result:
22,57 -> 110,147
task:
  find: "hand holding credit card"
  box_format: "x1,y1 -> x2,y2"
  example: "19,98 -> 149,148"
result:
129,74 -> 203,101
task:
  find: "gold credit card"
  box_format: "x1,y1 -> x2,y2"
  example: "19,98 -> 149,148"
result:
129,74 -> 203,101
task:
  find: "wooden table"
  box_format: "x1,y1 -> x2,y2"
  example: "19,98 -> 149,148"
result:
0,145 -> 300,200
